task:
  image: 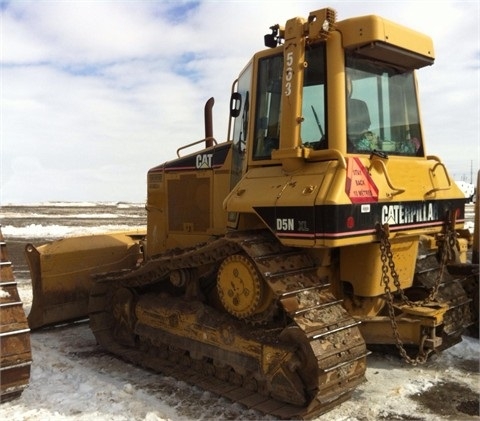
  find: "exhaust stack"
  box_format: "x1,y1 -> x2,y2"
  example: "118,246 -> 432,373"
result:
204,97 -> 214,148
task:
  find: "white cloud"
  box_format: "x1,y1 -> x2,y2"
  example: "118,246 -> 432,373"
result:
1,0 -> 479,203
3,2 -> 186,63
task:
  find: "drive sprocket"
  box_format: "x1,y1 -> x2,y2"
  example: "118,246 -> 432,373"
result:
217,254 -> 274,320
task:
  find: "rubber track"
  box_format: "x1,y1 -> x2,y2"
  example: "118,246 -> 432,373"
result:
89,230 -> 368,419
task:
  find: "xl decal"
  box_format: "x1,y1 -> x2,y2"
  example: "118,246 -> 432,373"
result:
276,218 -> 311,232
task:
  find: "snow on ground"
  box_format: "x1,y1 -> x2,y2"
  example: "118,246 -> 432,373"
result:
2,282 -> 479,421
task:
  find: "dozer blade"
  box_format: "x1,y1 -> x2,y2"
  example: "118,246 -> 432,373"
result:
25,230 -> 145,330
0,226 -> 31,402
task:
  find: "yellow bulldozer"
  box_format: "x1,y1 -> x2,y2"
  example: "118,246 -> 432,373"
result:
4,6 -> 476,418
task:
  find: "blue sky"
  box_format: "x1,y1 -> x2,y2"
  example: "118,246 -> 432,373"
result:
1,0 -> 479,204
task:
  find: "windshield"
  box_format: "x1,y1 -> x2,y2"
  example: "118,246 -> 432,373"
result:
346,54 -> 424,156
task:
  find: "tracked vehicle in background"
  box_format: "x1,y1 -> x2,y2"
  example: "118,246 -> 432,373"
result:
0,227 -> 31,402
23,7 -> 474,418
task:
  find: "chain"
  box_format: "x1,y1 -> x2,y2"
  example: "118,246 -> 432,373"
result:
378,224 -> 416,306
379,213 -> 458,306
376,219 -> 458,365
424,222 -> 457,303
377,224 -> 428,364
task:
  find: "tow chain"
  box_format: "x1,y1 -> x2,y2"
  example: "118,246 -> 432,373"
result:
376,215 -> 458,365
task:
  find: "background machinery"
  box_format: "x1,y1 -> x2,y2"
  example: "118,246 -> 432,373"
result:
0,227 -> 31,402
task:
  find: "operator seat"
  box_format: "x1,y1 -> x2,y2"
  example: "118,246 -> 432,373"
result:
347,98 -> 371,137
346,73 -> 372,152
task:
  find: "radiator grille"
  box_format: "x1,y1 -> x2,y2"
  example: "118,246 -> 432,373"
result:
168,176 -> 210,232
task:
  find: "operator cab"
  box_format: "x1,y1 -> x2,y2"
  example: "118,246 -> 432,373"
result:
230,45 -> 426,163
229,12 -> 432,166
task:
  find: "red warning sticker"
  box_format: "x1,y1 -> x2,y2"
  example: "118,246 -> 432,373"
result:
345,157 -> 378,203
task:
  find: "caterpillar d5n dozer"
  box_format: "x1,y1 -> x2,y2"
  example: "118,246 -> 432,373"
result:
23,7 -> 474,418
0,227 -> 31,402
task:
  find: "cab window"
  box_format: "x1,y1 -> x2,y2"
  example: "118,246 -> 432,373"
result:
346,54 -> 424,156
301,44 -> 327,150
253,54 -> 283,160
252,43 -> 327,160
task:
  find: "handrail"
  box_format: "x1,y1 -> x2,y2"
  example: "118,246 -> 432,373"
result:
368,158 -> 405,197
426,155 -> 441,162
305,148 -> 347,169
176,137 -> 217,158
425,161 -> 452,195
